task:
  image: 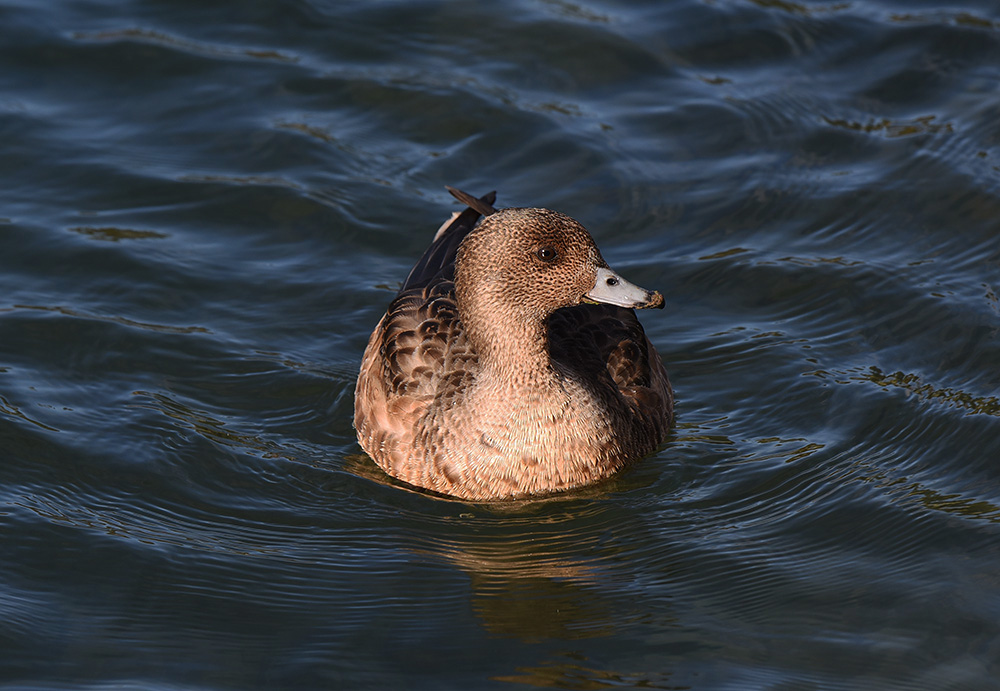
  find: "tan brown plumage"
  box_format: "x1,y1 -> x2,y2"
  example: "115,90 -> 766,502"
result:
354,188 -> 673,501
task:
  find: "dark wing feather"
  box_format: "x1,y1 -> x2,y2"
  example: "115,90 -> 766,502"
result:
377,190 -> 495,402
378,279 -> 475,400
401,190 -> 496,292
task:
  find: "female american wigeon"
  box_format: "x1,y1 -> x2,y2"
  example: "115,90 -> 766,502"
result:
354,187 -> 673,501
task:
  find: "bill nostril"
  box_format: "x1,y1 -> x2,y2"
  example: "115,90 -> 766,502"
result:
606,277 -> 618,287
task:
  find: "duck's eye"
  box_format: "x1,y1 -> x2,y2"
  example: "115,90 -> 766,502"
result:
536,247 -> 558,262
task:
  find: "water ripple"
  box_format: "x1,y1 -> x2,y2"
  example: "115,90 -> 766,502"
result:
2,0 -> 1000,688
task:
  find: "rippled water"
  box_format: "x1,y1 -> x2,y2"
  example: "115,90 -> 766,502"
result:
2,0 -> 1000,688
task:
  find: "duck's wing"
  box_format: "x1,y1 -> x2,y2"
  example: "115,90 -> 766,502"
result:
375,277 -> 475,402
356,191 -> 493,457
549,304 -> 673,433
382,188 -> 495,400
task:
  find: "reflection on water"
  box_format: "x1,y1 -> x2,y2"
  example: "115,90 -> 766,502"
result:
2,0 -> 1000,688
68,225 -> 170,242
860,365 -> 1000,417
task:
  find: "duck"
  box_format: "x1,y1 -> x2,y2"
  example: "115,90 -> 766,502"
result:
354,187 -> 673,501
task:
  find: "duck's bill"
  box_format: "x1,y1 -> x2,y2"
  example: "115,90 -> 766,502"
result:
584,267 -> 665,309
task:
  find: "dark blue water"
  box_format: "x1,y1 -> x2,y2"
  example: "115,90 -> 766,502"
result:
2,0 -> 1000,688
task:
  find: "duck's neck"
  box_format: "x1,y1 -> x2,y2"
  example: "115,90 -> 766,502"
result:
461,293 -> 556,391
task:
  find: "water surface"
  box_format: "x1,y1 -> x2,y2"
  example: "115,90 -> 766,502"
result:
2,0 -> 1000,689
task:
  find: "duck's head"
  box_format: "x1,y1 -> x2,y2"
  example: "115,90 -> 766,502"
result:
455,206 -> 664,320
